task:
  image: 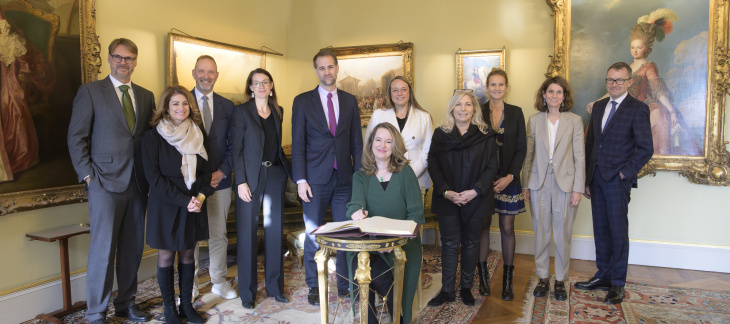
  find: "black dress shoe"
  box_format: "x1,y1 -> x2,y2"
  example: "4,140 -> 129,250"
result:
533,278 -> 549,297
308,287 -> 320,306
242,301 -> 255,309
554,280 -> 567,301
460,288 -> 475,306
574,277 -> 611,291
89,319 -> 107,324
604,286 -> 625,304
427,291 -> 455,307
274,295 -> 290,303
114,305 -> 151,322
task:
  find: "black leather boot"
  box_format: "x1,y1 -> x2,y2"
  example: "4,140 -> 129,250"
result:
502,265 -> 514,301
477,261 -> 491,296
178,263 -> 204,323
157,266 -> 181,324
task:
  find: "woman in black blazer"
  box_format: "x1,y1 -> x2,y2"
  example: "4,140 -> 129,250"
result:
477,69 -> 527,300
143,85 -> 213,324
427,90 -> 499,307
231,68 -> 292,309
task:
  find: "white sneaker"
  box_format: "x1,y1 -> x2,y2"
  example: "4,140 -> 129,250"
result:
212,281 -> 238,300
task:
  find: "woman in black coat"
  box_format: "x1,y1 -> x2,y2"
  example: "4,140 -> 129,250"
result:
231,68 -> 292,309
427,90 -> 499,307
143,85 -> 213,324
477,69 -> 527,300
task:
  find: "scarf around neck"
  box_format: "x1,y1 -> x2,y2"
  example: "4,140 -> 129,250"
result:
156,118 -> 208,189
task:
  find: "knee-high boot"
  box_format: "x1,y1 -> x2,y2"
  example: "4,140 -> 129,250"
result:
502,265 -> 514,301
157,265 -> 181,324
178,263 -> 204,323
477,261 -> 491,296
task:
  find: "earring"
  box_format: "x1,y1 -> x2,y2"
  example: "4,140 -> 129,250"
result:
251,91 -> 254,97
561,102 -> 565,107
269,91 -> 273,97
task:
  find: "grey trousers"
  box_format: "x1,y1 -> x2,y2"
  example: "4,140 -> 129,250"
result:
529,166 -> 577,281
85,177 -> 147,321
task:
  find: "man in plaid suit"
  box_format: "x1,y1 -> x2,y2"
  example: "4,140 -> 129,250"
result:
575,62 -> 653,304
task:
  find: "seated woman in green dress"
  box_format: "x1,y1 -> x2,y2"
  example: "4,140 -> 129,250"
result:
346,122 -> 425,324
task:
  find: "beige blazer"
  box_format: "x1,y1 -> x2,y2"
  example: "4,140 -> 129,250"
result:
522,111 -> 585,194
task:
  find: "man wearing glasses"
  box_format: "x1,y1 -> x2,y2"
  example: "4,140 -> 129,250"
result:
189,55 -> 236,301
68,38 -> 155,323
576,62 -> 653,304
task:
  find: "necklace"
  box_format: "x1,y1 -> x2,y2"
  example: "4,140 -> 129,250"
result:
380,176 -> 384,182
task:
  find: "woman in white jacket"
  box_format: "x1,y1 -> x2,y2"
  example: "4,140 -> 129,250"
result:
365,76 -> 433,191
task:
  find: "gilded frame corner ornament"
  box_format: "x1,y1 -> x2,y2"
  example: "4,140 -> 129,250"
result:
547,0 -> 730,186
324,42 -> 415,127
0,0 -> 100,216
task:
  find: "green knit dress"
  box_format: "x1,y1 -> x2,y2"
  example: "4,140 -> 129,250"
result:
346,165 -> 425,323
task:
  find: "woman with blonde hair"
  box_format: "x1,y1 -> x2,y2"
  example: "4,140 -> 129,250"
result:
143,85 -> 212,323
347,122 -> 424,323
427,90 -> 499,307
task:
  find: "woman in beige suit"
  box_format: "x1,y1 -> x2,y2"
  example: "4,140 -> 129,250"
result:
522,76 -> 585,301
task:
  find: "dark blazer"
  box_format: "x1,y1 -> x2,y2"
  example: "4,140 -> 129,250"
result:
191,89 -> 234,191
291,87 -> 363,185
481,102 -> 527,186
428,125 -> 499,218
585,94 -> 653,187
142,129 -> 214,250
68,76 -> 155,193
231,101 -> 292,192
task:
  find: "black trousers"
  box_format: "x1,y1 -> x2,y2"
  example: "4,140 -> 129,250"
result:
235,164 -> 287,302
438,211 -> 483,292
351,253 -> 394,324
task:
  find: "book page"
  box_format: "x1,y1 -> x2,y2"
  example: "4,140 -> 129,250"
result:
360,216 -> 417,235
311,219 -> 358,234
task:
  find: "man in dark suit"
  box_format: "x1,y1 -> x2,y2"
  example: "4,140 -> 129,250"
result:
576,62 -> 653,304
189,55 -> 237,301
67,38 -> 155,323
291,49 -> 363,306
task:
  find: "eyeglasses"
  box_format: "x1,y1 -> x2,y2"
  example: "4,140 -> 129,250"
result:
253,80 -> 271,88
110,54 -> 136,64
453,88 -> 474,94
605,78 -> 629,85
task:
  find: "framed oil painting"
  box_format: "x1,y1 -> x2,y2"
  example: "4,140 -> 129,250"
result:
324,42 -> 414,127
0,0 -> 100,215
456,48 -> 505,105
546,0 -> 730,185
167,33 -> 266,105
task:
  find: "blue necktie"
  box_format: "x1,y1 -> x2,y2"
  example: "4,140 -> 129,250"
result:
604,100 -> 617,132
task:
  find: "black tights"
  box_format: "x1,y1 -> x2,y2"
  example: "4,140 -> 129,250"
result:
158,248 -> 195,268
478,214 -> 515,266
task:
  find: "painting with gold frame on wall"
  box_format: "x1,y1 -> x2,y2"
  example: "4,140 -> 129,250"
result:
167,33 -> 266,105
545,0 -> 730,186
456,48 -> 505,105
324,42 -> 414,127
0,0 -> 100,215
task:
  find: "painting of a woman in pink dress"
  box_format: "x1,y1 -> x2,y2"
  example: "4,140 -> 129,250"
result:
587,9 -> 701,156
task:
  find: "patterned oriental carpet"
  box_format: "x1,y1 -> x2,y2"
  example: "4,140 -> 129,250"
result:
518,274 -> 730,323
23,245 -> 502,324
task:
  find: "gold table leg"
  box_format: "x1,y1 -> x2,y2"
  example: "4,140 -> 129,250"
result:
315,247 -> 330,324
355,251 -> 372,324
392,246 -> 407,324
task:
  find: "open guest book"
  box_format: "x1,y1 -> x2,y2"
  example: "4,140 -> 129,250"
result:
310,216 -> 419,238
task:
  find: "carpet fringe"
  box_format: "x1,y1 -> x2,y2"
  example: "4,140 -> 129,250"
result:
516,274 -> 538,323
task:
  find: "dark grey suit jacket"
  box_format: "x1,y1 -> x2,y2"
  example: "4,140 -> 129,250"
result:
191,89 -> 234,191
67,76 -> 155,193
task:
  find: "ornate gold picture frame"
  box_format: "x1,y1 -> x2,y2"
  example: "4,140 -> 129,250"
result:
0,0 -> 100,215
167,33 -> 266,105
455,48 -> 506,105
324,42 -> 414,127
546,0 -> 730,186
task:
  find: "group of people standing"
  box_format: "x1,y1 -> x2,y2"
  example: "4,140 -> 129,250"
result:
67,37 -> 652,324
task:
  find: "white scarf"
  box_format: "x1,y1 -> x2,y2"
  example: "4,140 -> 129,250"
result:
156,118 -> 208,189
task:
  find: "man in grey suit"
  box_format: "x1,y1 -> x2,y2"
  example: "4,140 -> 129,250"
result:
190,55 -> 237,300
67,38 -> 155,324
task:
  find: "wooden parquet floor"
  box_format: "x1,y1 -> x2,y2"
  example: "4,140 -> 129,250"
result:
470,253 -> 730,323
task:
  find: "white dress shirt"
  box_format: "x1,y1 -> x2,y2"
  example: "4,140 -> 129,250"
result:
109,74 -> 136,112
547,118 -> 560,162
602,92 -> 628,130
318,85 -> 339,127
194,88 -> 214,120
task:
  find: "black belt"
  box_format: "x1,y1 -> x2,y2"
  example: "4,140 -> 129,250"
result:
261,160 -> 280,167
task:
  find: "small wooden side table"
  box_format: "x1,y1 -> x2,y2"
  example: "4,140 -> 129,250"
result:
314,235 -> 409,324
26,224 -> 90,324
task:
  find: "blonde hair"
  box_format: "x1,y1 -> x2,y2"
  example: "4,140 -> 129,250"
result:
439,90 -> 489,134
361,123 -> 409,176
